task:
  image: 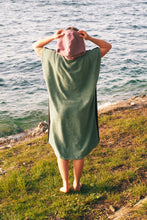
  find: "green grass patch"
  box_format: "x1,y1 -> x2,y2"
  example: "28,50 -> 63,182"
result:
0,108 -> 146,219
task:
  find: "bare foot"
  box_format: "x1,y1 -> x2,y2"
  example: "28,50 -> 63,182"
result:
73,182 -> 82,191
60,186 -> 69,193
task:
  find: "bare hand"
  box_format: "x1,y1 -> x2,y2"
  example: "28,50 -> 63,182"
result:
78,30 -> 91,40
53,29 -> 65,39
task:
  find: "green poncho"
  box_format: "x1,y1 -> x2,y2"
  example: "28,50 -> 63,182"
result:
42,47 -> 101,159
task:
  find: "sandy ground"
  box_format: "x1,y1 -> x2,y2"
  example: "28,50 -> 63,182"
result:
0,95 -> 147,150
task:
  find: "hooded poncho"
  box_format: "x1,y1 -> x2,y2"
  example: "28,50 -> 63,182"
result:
41,31 -> 101,159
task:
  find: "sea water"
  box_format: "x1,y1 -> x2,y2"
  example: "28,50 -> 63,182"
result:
0,0 -> 147,137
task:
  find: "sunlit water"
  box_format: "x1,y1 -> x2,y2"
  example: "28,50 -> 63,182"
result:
0,0 -> 146,137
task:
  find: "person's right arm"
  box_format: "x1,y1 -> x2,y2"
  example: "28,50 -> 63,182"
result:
32,29 -> 64,57
78,30 -> 112,57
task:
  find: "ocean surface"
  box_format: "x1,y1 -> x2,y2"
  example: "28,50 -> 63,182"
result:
0,0 -> 147,137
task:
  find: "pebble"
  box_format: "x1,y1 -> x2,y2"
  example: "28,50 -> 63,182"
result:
130,102 -> 135,106
0,168 -> 6,175
109,205 -> 116,213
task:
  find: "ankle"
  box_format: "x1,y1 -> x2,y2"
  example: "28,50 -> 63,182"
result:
73,180 -> 79,187
73,180 -> 82,191
63,180 -> 69,188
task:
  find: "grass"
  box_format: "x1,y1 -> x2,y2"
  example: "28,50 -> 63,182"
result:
0,107 -> 146,219
126,200 -> 147,219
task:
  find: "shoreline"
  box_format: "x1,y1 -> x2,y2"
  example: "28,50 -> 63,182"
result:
0,95 -> 146,150
98,94 -> 147,114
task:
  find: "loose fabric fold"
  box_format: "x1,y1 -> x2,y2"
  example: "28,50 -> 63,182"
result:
42,47 -> 101,159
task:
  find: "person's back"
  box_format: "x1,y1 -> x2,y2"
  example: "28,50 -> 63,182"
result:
33,27 -> 112,192
42,46 -> 101,160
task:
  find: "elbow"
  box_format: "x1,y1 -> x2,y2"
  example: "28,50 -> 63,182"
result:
106,43 -> 112,53
108,43 -> 112,51
100,43 -> 112,57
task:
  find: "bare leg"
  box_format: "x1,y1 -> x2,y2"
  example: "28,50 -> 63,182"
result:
57,158 -> 69,193
73,158 -> 84,191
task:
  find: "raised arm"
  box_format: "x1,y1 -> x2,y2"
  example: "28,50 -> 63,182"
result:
32,29 -> 64,57
78,30 -> 112,57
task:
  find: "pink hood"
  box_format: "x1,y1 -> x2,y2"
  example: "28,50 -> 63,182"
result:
56,29 -> 86,60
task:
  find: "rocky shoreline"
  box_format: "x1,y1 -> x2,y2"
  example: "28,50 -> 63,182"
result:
0,121 -> 49,150
98,94 -> 147,114
0,95 -> 146,150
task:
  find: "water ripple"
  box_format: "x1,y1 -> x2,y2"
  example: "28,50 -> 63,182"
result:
0,0 -> 146,137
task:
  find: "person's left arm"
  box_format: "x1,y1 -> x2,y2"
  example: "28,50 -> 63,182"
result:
32,29 -> 64,57
78,30 -> 112,57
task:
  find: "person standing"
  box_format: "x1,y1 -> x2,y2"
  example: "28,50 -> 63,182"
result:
33,27 -> 111,193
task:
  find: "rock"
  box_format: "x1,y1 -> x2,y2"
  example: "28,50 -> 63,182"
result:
130,102 -> 136,106
0,168 -> 6,175
108,197 -> 147,219
141,94 -> 146,98
0,138 -> 5,145
10,139 -> 17,144
131,95 -> 138,100
38,121 -> 48,132
109,205 -> 116,213
31,121 -> 48,137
